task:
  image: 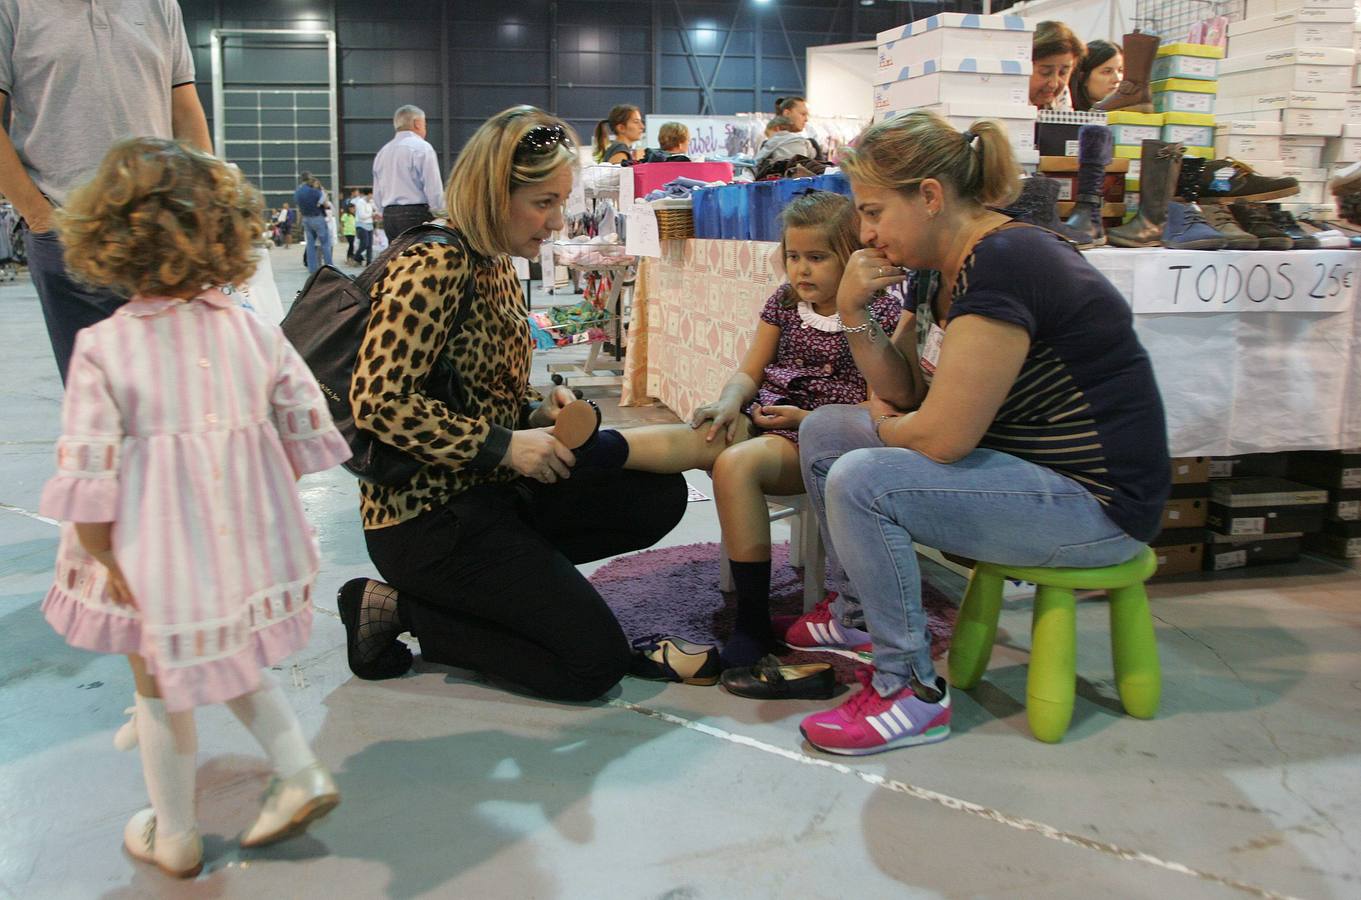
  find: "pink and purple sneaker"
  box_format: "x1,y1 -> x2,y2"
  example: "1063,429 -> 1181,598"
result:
799,668 -> 951,756
774,592 -> 874,661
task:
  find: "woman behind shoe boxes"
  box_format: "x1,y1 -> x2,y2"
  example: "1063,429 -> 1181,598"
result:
343,106 -> 687,700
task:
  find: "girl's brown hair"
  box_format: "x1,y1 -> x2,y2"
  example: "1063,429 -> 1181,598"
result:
777,190 -> 859,307
1033,20 -> 1085,62
657,121 -> 689,152
1071,39 -> 1123,111
58,138 -> 262,298
446,105 -> 579,258
839,110 -> 1020,209
593,104 -> 640,161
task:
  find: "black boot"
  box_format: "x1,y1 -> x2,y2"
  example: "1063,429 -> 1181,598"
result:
1176,157 -> 1206,202
1012,176 -> 1096,249
1063,124 -> 1114,247
1108,140 -> 1184,248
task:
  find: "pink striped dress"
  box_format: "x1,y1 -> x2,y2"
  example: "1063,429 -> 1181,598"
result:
39,288 -> 351,712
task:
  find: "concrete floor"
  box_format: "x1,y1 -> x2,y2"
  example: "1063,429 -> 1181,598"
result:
2,244 -> 1360,900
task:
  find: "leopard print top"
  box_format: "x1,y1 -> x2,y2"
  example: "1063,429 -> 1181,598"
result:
351,238 -> 531,529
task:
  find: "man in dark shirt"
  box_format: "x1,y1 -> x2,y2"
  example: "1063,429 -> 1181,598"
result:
294,171 -> 332,273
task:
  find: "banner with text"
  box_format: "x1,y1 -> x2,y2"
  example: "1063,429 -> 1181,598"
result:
1132,249 -> 1358,313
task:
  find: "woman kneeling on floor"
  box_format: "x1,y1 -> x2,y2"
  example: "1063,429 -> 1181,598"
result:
342,106 -> 687,701
789,111 -> 1171,755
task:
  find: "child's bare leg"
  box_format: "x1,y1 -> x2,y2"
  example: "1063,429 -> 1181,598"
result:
618,419 -> 756,473
711,435 -> 805,666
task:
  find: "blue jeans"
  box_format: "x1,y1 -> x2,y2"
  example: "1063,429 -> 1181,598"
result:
25,229 -> 127,383
355,225 -> 373,265
302,215 -> 332,273
799,405 -> 1146,696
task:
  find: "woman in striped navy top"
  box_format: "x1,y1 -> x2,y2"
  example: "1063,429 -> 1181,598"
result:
787,110 -> 1171,756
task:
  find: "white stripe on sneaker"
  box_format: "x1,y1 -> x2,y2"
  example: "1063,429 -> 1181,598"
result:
890,704 -> 914,732
867,714 -> 895,741
811,622 -> 832,644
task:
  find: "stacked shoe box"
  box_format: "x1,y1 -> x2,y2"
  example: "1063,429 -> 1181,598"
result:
1219,4 -> 1356,219
874,14 -> 1038,165
1205,476 -> 1329,571
1286,450 -> 1361,561
1151,457 -> 1211,578
1151,43 -> 1222,159
1108,111 -> 1163,220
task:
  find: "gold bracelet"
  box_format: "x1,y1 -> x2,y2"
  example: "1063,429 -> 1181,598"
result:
874,413 -> 897,441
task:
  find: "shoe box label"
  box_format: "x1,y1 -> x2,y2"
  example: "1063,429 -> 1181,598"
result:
1130,249 -> 1359,313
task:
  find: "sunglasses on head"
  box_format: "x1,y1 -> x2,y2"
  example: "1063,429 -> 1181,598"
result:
515,124 -> 571,159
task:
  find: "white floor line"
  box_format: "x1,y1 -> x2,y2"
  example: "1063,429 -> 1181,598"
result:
609,698 -> 1301,900
0,501 -> 56,526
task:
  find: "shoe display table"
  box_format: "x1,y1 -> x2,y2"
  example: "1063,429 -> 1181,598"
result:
624,239 -> 1361,455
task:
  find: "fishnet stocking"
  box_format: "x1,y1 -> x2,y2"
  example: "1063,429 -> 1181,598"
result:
355,580 -> 404,664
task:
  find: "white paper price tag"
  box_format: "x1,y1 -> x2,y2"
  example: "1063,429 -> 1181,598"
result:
624,201 -> 662,258
1215,550 -> 1247,571
1230,517 -> 1266,536
1336,500 -> 1360,521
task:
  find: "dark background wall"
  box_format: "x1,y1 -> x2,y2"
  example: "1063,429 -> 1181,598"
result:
181,0 -> 982,191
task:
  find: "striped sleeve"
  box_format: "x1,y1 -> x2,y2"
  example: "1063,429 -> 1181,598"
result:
39,329 -> 124,522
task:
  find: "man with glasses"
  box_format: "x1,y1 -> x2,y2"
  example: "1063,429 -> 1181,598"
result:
372,104 -> 446,241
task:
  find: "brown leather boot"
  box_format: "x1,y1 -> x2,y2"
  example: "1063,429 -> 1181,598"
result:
1095,31 -> 1161,114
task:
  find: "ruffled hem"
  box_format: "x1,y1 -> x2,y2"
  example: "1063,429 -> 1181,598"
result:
282,428 -> 352,477
39,475 -> 118,522
43,572 -> 316,713
152,609 -> 313,712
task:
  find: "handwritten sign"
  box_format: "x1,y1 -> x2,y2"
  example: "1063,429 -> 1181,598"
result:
1131,249 -> 1358,313
644,115 -> 763,160
624,200 -> 662,258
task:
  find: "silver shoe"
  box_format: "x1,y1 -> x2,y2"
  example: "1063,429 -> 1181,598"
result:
239,761 -> 340,848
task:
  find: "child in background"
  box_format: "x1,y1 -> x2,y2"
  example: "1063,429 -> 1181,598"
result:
341,203 -> 357,264
41,138 -> 352,877
644,122 -> 692,162
575,191 -> 901,667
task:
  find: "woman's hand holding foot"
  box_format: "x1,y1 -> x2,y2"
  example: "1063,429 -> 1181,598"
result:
505,429 -> 574,483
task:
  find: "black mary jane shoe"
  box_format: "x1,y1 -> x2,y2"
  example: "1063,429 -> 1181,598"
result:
628,634 -> 722,686
720,654 -> 836,700
337,578 -> 413,681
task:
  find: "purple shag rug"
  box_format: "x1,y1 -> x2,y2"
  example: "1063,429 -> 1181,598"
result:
590,541 -> 958,684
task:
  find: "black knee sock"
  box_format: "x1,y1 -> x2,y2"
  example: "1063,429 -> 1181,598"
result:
571,429 -> 629,469
722,560 -> 776,667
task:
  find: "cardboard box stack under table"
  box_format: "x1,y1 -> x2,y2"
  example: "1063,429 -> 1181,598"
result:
1218,2 -> 1358,219
874,13 -> 1038,165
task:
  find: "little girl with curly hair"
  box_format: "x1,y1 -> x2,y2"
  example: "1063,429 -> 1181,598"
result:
40,138 -> 352,877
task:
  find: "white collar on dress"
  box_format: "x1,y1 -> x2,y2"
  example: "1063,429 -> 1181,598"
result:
120,287 -> 236,317
796,301 -> 843,333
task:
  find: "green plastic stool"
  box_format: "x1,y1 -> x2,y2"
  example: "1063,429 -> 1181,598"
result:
947,546 -> 1160,743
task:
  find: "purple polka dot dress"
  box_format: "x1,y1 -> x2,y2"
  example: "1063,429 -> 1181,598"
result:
744,287 -> 902,443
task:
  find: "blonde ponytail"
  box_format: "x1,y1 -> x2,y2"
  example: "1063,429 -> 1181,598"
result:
968,119 -> 1021,207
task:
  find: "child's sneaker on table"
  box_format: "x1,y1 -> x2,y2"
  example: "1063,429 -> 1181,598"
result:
799,668 -> 951,756
123,808 -> 203,878
774,592 -> 873,660
239,761 -> 341,848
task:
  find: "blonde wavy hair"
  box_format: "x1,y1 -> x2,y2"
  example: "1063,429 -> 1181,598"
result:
58,138 -> 263,298
446,106 -> 579,258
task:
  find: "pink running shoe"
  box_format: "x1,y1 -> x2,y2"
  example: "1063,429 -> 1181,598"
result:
800,668 -> 951,756
775,592 -> 873,660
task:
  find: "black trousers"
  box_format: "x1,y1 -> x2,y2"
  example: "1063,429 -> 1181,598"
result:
382,203 -> 432,242
365,469 -> 688,701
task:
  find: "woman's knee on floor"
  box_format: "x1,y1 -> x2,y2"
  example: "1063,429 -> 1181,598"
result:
552,632 -> 632,701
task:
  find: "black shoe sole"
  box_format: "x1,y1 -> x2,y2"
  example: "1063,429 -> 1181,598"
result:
337,580 -> 413,680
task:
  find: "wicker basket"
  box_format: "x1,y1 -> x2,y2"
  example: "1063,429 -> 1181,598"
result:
654,204 -> 695,241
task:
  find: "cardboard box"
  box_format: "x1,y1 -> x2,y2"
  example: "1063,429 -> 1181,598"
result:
1218,106 -> 1346,135
1217,90 -> 1347,113
1152,48 -> 1221,82
1043,172 -> 1125,203
1035,156 -> 1129,174
1209,453 -> 1291,479
1205,532 -> 1304,570
1112,122 -> 1165,144
1172,456 -> 1212,484
912,101 -> 1036,154
1153,526 -> 1208,547
1207,477 -> 1329,536
1218,47 -> 1356,95
874,64 -> 1032,112
1280,140 -> 1327,168
1303,518 -> 1361,558
1152,543 -> 1206,577
877,13 -> 1034,74
1163,112 -> 1216,147
1286,449 -> 1361,490
1227,8 -> 1356,58
1162,497 -> 1208,529
1152,78 -> 1218,115
1326,488 -> 1361,521
1324,128 -> 1361,162
1216,133 -> 1282,158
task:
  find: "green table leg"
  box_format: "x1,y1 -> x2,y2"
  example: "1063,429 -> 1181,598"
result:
1027,584 -> 1077,743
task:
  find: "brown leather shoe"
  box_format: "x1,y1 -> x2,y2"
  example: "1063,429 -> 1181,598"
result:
552,398 -> 601,450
